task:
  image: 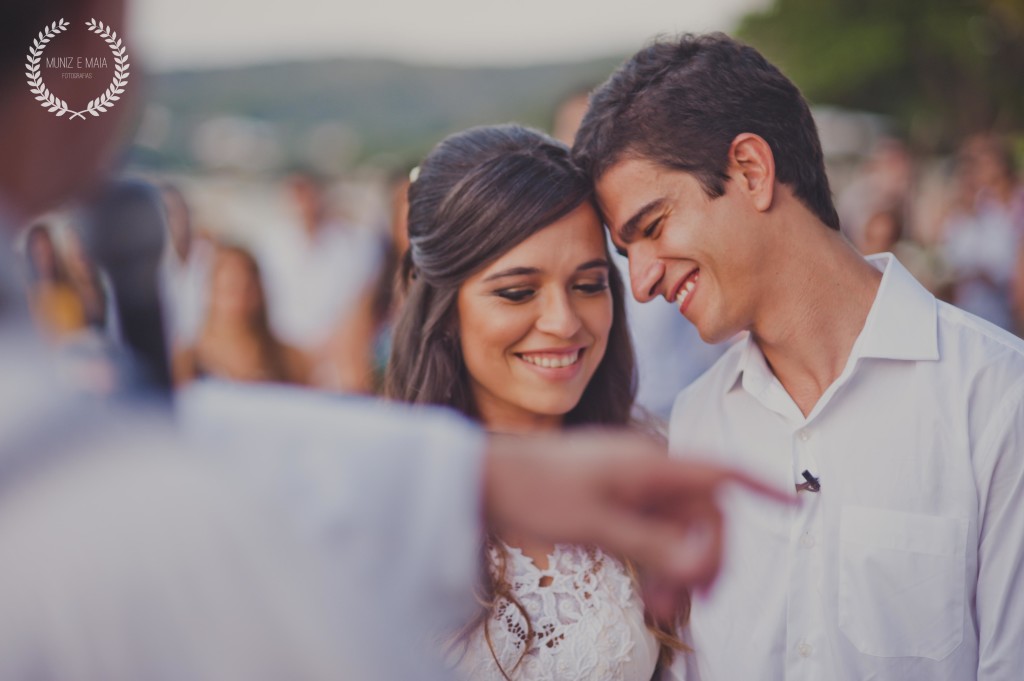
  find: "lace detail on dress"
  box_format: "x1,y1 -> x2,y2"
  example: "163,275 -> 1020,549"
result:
450,543 -> 659,681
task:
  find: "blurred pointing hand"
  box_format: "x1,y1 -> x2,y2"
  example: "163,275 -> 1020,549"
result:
483,429 -> 792,619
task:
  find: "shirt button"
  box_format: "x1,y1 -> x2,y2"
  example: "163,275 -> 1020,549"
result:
798,429 -> 810,442
799,533 -> 816,548
797,641 -> 814,658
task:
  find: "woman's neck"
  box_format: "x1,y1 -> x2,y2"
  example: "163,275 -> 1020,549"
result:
479,408 -> 563,435
483,416 -> 562,435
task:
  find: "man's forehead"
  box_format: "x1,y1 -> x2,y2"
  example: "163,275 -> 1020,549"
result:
594,157 -> 666,233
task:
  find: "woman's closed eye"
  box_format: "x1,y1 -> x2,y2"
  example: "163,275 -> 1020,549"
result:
574,279 -> 609,295
494,287 -> 535,302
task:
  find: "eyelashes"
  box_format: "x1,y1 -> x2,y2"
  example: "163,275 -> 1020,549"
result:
642,215 -> 664,238
615,214 -> 665,257
574,282 -> 609,294
493,279 -> 609,302
495,288 -> 534,302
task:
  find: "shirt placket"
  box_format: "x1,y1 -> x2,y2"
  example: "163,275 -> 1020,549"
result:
784,421 -> 826,681
750,374 -> 829,681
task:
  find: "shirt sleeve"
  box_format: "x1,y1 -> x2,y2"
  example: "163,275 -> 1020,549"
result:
177,381 -> 486,680
974,379 -> 1024,679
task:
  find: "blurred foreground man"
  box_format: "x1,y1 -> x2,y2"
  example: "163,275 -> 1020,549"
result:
575,33 -> 1024,681
0,3 -> 786,679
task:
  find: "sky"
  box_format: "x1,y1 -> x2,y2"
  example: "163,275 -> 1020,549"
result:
129,0 -> 771,71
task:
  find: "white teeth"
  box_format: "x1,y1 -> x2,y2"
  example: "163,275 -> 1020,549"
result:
674,272 -> 698,308
519,350 -> 581,368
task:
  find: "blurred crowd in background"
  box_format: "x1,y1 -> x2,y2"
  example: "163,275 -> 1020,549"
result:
16,97 -> 1024,420
11,1 -> 1024,417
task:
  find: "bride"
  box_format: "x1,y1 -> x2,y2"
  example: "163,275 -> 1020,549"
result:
386,124 -> 688,681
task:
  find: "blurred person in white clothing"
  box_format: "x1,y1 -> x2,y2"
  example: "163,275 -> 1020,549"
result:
836,137 -> 913,252
257,169 -> 384,389
160,182 -> 214,349
942,134 -> 1024,332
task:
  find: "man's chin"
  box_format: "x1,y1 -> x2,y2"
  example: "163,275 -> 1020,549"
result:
691,319 -> 735,346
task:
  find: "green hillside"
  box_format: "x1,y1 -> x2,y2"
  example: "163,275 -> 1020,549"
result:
138,55 -> 625,170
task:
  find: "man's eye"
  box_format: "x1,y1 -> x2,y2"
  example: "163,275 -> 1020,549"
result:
495,288 -> 534,302
643,216 -> 664,238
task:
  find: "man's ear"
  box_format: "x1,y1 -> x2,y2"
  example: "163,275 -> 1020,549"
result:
728,133 -> 775,213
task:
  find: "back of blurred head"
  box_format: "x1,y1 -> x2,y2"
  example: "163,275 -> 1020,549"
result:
0,0 -> 134,225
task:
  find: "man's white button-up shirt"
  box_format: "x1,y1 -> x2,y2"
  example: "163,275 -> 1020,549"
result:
668,254 -> 1024,681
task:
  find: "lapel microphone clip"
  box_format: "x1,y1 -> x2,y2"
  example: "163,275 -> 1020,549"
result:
797,469 -> 821,493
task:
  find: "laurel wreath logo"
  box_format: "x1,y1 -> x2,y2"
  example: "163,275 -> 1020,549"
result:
25,18 -> 130,120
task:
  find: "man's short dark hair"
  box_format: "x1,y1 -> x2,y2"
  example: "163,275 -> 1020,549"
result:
573,33 -> 840,231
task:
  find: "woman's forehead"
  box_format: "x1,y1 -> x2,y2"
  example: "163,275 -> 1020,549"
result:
473,204 -> 607,279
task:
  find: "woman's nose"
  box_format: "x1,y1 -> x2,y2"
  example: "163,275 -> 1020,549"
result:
535,291 -> 583,339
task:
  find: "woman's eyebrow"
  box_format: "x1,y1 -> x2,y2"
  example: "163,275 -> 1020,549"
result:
576,258 -> 610,272
482,266 -> 540,282
482,259 -> 608,283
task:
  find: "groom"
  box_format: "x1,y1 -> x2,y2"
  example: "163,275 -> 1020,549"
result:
574,33 -> 1024,680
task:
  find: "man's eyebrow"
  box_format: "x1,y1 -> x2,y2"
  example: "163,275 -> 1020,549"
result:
482,266 -> 540,282
616,199 -> 665,244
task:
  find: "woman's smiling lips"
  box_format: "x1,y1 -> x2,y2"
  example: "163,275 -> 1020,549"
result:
514,347 -> 587,379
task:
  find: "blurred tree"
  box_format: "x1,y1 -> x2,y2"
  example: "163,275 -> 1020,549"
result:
736,0 -> 1024,150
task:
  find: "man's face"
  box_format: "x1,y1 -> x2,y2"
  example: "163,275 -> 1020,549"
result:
595,157 -> 767,344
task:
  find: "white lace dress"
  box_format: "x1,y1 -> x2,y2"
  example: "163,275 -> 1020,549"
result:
449,542 -> 659,681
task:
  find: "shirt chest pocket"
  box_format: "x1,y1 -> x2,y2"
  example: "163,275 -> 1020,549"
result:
838,506 -> 967,660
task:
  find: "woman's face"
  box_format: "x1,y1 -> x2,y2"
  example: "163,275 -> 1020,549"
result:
209,252 -> 263,326
456,202 -> 614,431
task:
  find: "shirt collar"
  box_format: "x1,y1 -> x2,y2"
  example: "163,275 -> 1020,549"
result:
729,332 -> 775,400
726,252 -> 939,395
850,253 -> 939,362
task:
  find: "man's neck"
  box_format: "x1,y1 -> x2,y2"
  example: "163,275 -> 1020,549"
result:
750,226 -> 882,417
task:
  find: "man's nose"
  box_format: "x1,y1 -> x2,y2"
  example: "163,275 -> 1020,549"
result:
629,251 -> 665,303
